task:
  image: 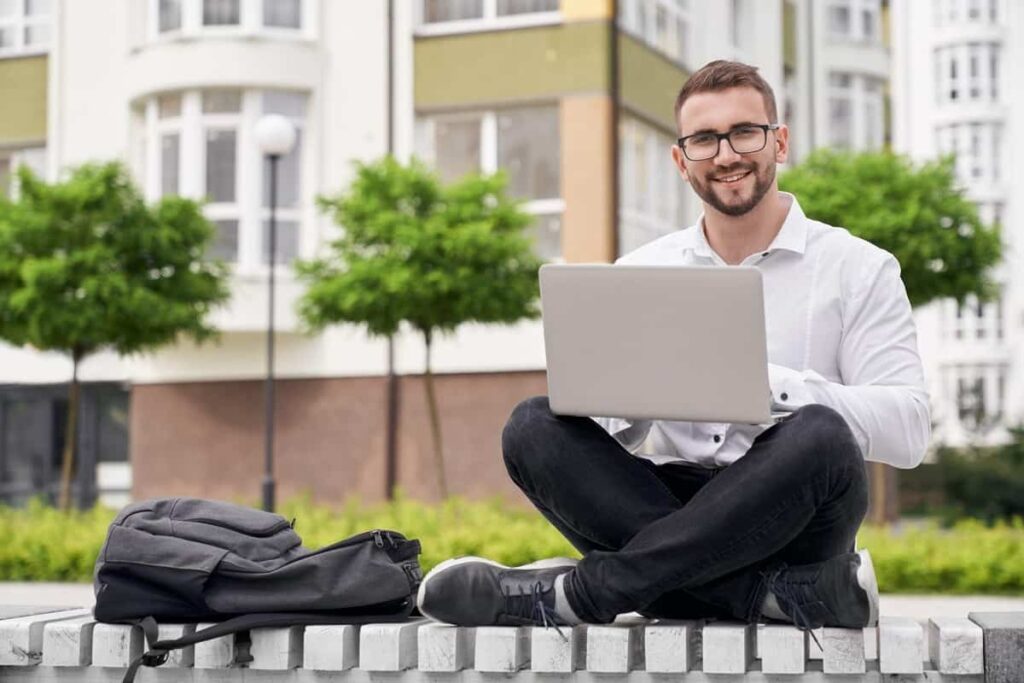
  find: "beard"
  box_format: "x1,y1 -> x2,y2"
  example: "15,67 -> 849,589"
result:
689,160 -> 776,217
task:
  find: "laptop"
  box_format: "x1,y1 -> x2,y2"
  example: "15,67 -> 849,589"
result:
539,263 -> 776,424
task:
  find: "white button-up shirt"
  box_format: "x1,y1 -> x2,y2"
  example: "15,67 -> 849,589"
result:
595,193 -> 931,470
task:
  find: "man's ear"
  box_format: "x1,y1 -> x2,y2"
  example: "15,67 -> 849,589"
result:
775,124 -> 790,165
671,144 -> 691,183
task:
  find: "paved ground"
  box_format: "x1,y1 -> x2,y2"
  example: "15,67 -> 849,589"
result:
1,582 -> 1021,620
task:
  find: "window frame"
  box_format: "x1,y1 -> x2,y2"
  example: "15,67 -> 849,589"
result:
618,0 -> 692,69
0,146 -> 47,199
416,0 -> 561,36
827,71 -> 884,151
147,0 -> 314,43
0,0 -> 50,58
824,0 -> 880,44
619,115 -> 689,257
144,88 -> 308,271
415,105 -> 565,261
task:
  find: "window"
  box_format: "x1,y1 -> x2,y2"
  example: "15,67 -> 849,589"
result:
0,156 -> 10,199
146,88 -> 307,267
0,147 -> 46,198
619,0 -> 692,67
863,78 -> 883,150
948,293 -> 1004,342
0,0 -> 50,56
936,122 -> 1001,185
417,105 -> 563,260
496,107 -> 560,200
159,0 -> 182,32
938,0 -> 1001,24
203,0 -> 240,26
990,45 -> 999,101
826,0 -> 879,42
619,116 -> 689,256
729,0 -> 753,52
828,73 -> 853,149
423,0 -> 483,22
828,72 -> 884,151
498,0 -> 558,16
938,43 -> 1000,104
952,364 -> 1007,432
433,116 -> 482,184
827,2 -> 851,39
264,0 -> 301,28
969,123 -> 982,179
152,0 -> 305,37
419,0 -> 558,30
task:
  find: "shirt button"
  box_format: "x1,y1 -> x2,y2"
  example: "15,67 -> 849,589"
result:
762,252 -> 769,257
780,392 -> 789,401
713,434 -> 722,443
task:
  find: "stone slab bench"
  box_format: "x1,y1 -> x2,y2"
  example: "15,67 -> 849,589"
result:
1,606 -> 1019,681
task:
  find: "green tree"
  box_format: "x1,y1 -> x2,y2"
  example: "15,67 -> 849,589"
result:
0,162 -> 230,509
296,157 -> 542,498
779,150 -> 1001,307
780,149 -> 1002,523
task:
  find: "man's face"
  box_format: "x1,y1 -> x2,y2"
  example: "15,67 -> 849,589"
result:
672,87 -> 788,217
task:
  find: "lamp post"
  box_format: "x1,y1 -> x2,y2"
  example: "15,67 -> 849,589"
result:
254,114 -> 297,513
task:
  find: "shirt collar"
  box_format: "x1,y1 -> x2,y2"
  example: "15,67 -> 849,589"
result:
683,192 -> 809,259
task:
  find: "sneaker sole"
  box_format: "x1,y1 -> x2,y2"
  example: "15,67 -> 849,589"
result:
519,557 -> 579,570
855,549 -> 879,627
416,556 -> 578,622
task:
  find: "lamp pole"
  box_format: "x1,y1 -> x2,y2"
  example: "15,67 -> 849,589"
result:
255,114 -> 297,513
264,151 -> 279,513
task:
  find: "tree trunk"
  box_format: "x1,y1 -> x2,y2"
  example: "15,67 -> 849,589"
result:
58,351 -> 82,511
869,461 -> 894,525
422,331 -> 448,499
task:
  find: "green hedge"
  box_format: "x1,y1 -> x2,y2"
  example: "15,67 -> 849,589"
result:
2,498 -> 1023,594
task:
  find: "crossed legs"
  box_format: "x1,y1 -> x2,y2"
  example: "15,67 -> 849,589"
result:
501,396 -> 869,623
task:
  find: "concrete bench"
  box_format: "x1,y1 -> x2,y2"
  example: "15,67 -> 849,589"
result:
0,606 -> 1018,681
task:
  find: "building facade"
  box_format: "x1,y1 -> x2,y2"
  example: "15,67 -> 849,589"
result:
892,0 -> 1021,447
2,0 -> 800,508
784,0 -> 889,164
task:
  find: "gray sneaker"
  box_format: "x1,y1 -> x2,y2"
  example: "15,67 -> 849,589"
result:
766,549 -> 880,630
416,556 -> 576,627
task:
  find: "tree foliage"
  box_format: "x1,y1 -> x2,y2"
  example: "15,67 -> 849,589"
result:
299,157 -> 542,337
779,149 -> 1001,308
0,162 -> 229,356
0,162 -> 230,508
296,157 -> 543,497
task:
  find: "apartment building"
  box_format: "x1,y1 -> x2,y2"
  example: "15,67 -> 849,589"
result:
892,0 -> 1021,447
0,0 -> 796,507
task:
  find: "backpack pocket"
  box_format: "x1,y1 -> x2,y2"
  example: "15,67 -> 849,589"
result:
94,525 -> 229,622
165,498 -> 302,562
205,531 -> 418,615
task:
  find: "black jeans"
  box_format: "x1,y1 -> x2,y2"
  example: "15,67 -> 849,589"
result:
501,397 -> 868,624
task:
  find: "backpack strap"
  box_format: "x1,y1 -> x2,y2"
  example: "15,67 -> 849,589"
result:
121,600 -> 417,683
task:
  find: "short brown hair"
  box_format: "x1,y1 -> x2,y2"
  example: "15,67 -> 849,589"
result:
674,60 -> 778,132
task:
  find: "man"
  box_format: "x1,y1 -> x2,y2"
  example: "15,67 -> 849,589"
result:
417,60 -> 930,633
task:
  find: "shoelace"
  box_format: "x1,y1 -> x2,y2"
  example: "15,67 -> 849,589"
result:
765,570 -> 823,653
503,581 -> 568,642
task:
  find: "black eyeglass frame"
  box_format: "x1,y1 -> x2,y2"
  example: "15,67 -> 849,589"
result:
676,123 -> 781,161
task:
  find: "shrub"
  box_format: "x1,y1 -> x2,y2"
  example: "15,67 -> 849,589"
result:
2,497 -> 1023,595
900,426 -> 1024,523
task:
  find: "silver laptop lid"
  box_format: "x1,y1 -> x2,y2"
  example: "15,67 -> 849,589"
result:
539,264 -> 772,424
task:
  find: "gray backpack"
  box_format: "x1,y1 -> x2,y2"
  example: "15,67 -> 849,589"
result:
93,497 -> 422,682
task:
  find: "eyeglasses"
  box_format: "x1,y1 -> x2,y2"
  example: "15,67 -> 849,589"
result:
677,124 -> 780,161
